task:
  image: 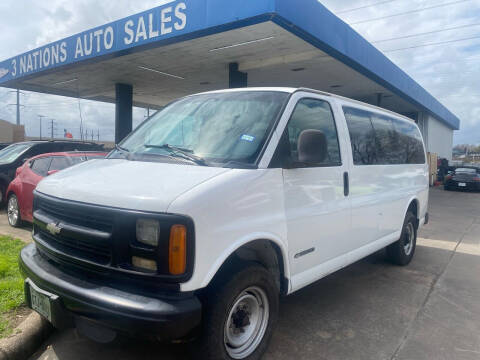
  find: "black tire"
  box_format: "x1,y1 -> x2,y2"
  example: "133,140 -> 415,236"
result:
195,262 -> 279,360
387,211 -> 417,266
7,193 -> 22,228
444,185 -> 451,191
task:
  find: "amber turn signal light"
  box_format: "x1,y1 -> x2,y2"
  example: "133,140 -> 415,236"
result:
169,225 -> 187,275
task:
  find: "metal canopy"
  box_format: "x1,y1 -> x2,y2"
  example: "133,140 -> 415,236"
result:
0,0 -> 460,129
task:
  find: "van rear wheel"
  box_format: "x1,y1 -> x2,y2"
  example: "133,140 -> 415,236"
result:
196,263 -> 279,360
387,211 -> 417,266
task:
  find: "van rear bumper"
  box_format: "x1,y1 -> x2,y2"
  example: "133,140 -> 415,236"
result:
19,244 -> 202,341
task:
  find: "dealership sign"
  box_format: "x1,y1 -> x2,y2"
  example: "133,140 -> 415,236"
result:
0,0 -> 191,83
0,0 -> 277,85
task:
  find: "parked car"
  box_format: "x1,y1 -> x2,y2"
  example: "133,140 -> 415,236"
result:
444,167 -> 480,191
0,140 -> 104,205
6,151 -> 107,227
19,88 -> 428,360
0,143 -> 11,150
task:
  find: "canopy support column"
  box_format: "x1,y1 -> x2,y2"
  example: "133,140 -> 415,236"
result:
115,83 -> 133,144
229,63 -> 248,88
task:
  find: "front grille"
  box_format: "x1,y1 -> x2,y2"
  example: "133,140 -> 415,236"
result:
32,191 -> 195,287
37,194 -> 113,233
38,228 -> 111,265
34,193 -> 114,265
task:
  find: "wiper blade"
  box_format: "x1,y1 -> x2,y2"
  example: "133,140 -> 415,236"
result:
112,144 -> 131,159
144,144 -> 208,166
115,144 -> 130,153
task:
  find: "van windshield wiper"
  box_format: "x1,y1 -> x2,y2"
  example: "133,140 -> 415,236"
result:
115,144 -> 130,153
143,144 -> 208,166
114,144 -> 131,159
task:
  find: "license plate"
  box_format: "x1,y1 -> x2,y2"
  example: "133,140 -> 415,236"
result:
29,282 -> 53,322
458,183 -> 467,187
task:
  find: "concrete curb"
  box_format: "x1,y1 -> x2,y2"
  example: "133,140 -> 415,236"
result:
0,312 -> 53,360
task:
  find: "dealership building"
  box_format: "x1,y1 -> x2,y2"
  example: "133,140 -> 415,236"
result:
0,0 -> 459,159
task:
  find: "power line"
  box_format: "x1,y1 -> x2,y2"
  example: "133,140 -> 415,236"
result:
25,101 -> 78,106
350,0 -> 472,25
38,115 -> 46,140
383,34 -> 480,52
336,0 -> 400,14
372,22 -> 480,43
0,91 -> 11,101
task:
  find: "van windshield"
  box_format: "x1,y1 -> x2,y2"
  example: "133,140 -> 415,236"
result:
0,143 -> 32,164
115,91 -> 289,166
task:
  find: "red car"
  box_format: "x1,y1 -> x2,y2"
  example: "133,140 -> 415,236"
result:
6,151 -> 107,227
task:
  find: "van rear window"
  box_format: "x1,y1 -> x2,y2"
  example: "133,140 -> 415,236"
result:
343,107 -> 425,165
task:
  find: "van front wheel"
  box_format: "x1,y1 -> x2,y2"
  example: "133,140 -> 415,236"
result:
387,211 -> 417,266
197,263 -> 279,360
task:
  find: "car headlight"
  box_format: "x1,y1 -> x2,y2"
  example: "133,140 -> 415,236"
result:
136,219 -> 160,246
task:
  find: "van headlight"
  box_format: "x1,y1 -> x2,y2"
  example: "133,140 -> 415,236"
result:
136,219 -> 160,246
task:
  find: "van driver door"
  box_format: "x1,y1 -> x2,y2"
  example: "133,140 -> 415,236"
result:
279,94 -> 352,291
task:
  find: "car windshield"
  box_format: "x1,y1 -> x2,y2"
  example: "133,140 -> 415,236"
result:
114,91 -> 289,166
455,168 -> 477,174
0,143 -> 32,164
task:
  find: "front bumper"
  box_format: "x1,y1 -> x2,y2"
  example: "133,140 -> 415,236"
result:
19,244 -> 202,340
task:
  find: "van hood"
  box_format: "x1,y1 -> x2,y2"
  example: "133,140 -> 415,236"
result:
36,159 -> 231,213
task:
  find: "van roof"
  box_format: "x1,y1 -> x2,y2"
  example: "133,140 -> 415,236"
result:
193,87 -> 418,123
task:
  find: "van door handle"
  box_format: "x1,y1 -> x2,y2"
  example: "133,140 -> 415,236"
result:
343,172 -> 349,197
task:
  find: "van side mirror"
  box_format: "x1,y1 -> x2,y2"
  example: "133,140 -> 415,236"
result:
297,129 -> 327,164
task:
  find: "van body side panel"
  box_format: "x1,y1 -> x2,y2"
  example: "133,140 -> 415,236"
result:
290,230 -> 401,292
167,169 -> 289,293
337,100 -> 429,248
348,164 -> 428,242
287,97 -> 428,292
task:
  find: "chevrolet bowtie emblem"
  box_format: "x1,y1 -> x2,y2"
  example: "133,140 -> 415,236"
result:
46,222 -> 62,236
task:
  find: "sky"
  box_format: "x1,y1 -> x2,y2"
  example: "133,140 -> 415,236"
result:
0,0 -> 479,144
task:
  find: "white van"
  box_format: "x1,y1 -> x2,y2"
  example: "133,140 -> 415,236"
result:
20,88 -> 428,360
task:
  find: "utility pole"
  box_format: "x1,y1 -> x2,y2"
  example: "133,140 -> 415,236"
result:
97,129 -> 100,141
7,89 -> 24,125
16,89 -> 20,125
38,115 -> 46,140
48,119 -> 57,139
91,129 -> 94,141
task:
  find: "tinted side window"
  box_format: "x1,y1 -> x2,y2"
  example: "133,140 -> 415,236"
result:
391,118 -> 426,164
287,98 -> 341,167
343,107 -> 377,165
31,157 -> 51,176
23,144 -> 44,158
49,156 -> 71,171
370,114 -> 403,164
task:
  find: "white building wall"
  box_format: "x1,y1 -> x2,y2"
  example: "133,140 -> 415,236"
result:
425,115 -> 453,160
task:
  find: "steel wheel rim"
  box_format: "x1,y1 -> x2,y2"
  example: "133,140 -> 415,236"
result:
7,196 -> 19,225
224,286 -> 269,359
404,222 -> 414,256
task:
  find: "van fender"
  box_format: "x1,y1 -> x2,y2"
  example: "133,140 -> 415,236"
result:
199,232 -> 290,291
403,195 -> 420,222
